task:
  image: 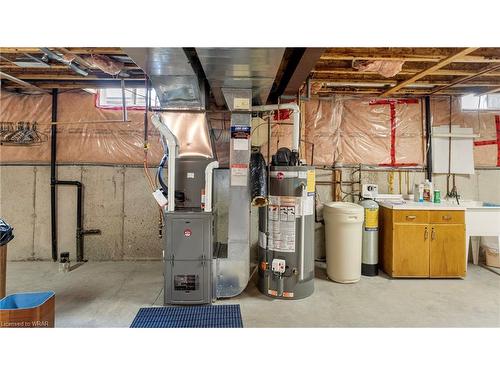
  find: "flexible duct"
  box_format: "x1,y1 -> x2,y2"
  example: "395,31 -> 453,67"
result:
249,151 -> 268,207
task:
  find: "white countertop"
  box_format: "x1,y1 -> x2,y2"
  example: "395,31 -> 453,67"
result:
378,200 -> 466,211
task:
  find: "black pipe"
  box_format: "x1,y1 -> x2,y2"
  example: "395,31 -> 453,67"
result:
55,181 -> 84,262
425,96 -> 433,181
144,78 -> 149,143
50,90 -> 88,263
50,89 -> 58,261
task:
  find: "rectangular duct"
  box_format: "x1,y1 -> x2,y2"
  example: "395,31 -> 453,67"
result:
195,48 -> 285,106
215,88 -> 252,298
124,48 -> 205,109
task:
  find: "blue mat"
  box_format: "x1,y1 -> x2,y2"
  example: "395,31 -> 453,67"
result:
130,304 -> 243,328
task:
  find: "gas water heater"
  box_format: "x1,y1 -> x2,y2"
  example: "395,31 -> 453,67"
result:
257,148 -> 315,300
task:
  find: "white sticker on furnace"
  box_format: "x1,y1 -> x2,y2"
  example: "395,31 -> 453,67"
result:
233,138 -> 249,151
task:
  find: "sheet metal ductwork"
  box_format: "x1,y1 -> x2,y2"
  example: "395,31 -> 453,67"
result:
124,47 -> 288,302
124,48 -> 205,109
195,48 -> 285,106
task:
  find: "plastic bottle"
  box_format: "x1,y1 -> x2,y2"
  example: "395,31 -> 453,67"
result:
423,179 -> 433,202
414,183 -> 424,202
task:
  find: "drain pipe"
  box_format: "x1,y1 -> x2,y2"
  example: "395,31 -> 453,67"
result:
252,103 -> 300,152
425,96 -> 433,181
50,89 -> 59,262
50,89 -> 100,262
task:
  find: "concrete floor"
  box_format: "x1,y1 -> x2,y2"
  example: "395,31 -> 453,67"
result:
5,261 -> 500,327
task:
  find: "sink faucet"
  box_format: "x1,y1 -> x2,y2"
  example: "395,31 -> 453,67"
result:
449,186 -> 460,205
446,174 -> 460,205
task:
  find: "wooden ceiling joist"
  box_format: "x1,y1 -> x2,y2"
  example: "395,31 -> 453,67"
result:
0,71 -> 49,93
1,80 -> 147,89
429,64 -> 500,94
317,88 -> 484,97
319,47 -> 500,64
380,48 -> 479,97
0,47 -> 144,93
13,74 -> 145,81
0,47 -> 124,55
312,68 -> 500,77
320,54 -> 500,64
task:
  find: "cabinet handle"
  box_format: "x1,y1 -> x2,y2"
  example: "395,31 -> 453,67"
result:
406,215 -> 417,220
442,215 -> 452,221
424,227 -> 428,240
431,227 -> 436,240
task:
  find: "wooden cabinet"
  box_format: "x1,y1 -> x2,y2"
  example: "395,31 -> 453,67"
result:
429,224 -> 466,277
379,208 -> 465,278
393,224 -> 429,277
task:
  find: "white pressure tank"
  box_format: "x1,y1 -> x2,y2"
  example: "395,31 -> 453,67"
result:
323,202 -> 364,283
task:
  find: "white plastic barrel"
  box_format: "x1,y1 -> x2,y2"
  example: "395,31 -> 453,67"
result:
323,202 -> 364,283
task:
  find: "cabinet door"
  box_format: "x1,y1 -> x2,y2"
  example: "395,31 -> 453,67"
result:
430,224 -> 466,278
393,224 -> 430,277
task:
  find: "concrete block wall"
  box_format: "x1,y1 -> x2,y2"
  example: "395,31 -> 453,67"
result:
1,165 -> 499,261
0,165 -> 162,261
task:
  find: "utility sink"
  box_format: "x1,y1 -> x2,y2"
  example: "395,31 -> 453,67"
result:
442,199 -> 500,208
460,201 -> 500,267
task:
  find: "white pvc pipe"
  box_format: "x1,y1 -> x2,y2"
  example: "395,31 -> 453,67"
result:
204,161 -> 219,213
151,114 -> 179,212
252,103 -> 300,152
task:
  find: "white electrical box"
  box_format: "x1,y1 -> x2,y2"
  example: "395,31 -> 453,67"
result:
271,259 -> 286,274
362,184 -> 378,199
153,189 -> 168,208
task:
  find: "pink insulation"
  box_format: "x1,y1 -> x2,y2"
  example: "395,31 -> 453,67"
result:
352,60 -> 405,78
85,55 -> 124,76
1,90 -> 498,167
304,97 -> 424,166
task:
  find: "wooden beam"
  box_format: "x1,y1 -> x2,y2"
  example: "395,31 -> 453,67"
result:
0,71 -> 50,93
0,47 -> 124,55
283,48 -> 326,95
316,88 -> 480,97
430,64 -> 500,94
381,48 -> 479,97
14,73 -> 145,80
0,64 -> 71,70
66,47 -> 124,55
311,78 -> 500,88
312,68 -> 500,77
319,54 -> 500,64
0,64 -> 141,72
2,80 -> 147,89
321,54 -> 441,62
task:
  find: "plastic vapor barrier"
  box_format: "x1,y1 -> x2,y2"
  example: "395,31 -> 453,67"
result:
304,97 -> 424,167
1,90 -> 498,167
